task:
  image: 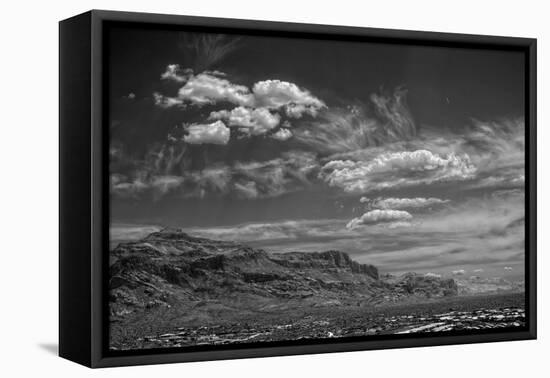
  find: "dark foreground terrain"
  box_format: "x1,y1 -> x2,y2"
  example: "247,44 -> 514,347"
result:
109,229 -> 525,350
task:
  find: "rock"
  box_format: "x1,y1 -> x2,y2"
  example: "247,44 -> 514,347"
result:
109,230 -> 458,324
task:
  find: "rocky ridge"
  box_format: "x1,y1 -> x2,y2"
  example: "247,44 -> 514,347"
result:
109,228 -> 458,321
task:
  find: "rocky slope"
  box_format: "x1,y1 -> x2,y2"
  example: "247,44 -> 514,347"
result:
109,228 -> 458,323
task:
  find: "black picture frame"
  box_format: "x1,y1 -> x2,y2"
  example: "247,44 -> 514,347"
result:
59,9 -> 537,368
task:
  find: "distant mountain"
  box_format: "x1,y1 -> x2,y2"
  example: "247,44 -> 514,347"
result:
456,276 -> 525,295
109,228 -> 458,322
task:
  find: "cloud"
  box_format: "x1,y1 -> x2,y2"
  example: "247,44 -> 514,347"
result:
359,196 -> 369,203
452,269 -> 466,276
346,209 -> 412,229
154,69 -> 325,139
370,88 -> 416,138
271,128 -> 293,141
371,197 -> 450,210
473,268 -> 484,273
183,120 -> 230,145
233,181 -> 259,199
293,89 -> 416,154
176,72 -> 254,106
187,218 -> 351,244
150,175 -> 185,195
252,80 -> 326,117
454,118 -> 525,191
160,64 -> 194,82
155,70 -> 325,118
111,174 -> 184,198
111,148 -> 319,200
320,149 -> 476,194
153,92 -> 185,108
178,33 -> 241,71
110,223 -> 162,246
504,266 -> 514,271
111,174 -> 149,197
231,151 -> 319,198
141,186 -> 525,274
209,106 -> 280,135
387,221 -> 412,229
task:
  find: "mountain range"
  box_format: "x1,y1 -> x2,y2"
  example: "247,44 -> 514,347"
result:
109,228 -> 459,322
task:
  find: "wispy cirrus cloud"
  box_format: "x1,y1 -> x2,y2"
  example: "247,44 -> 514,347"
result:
177,33 -> 241,72
369,197 -> 450,210
110,150 -> 319,200
293,88 -> 416,155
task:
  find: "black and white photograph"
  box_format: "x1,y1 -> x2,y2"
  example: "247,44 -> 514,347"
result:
107,24 -> 527,351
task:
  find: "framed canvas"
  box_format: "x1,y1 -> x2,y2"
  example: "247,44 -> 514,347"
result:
59,10 -> 537,368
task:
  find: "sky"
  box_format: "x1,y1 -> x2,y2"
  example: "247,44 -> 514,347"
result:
108,24 -> 526,280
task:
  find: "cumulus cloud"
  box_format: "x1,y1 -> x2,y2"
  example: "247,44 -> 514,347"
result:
452,269 -> 466,276
346,209 -> 412,229
371,197 -> 450,210
359,196 -> 369,203
176,72 -> 254,106
209,106 -> 280,135
160,64 -> 193,82
252,80 -> 326,117
473,268 -> 485,273
154,69 -> 325,138
504,266 -> 514,271
271,128 -> 293,141
183,121 -> 230,145
320,149 -> 476,194
155,69 -> 325,117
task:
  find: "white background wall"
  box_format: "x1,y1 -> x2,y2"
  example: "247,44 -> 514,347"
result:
0,0 -> 546,376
